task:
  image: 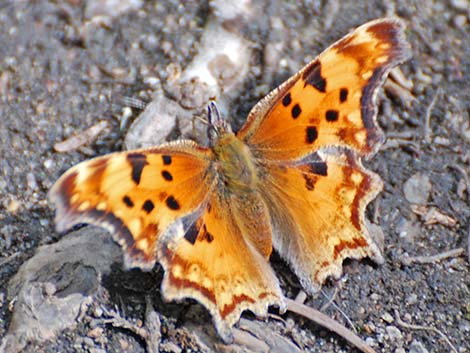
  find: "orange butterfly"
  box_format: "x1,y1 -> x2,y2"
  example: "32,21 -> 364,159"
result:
49,18 -> 410,342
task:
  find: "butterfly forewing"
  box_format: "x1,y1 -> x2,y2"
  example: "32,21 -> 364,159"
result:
49,141 -> 214,269
237,18 -> 411,161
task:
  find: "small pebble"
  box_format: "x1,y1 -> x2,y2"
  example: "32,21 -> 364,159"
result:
26,173 -> 38,191
93,305 -> 103,318
43,159 -> 54,169
409,340 -> 429,353
450,0 -> 469,11
7,199 -> 21,214
43,282 -> 56,296
406,293 -> 418,305
454,14 -> 467,28
382,312 -> 394,323
386,325 -> 403,341
370,293 -> 381,301
365,337 -> 377,347
39,219 -> 49,227
403,173 -> 431,205
82,337 -> 95,348
87,327 -> 104,339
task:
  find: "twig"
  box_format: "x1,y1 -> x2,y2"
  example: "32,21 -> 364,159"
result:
320,288 -> 357,334
286,298 -> 376,353
320,287 -> 338,311
394,309 -> 458,353
381,138 -> 419,152
100,301 -> 162,353
384,79 -> 415,107
400,248 -> 465,266
0,252 -> 20,267
294,290 -> 307,304
423,89 -> 441,143
447,164 -> 470,205
54,121 -> 109,152
145,297 -> 161,353
385,131 -> 415,139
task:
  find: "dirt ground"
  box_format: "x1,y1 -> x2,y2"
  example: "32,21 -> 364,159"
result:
1,1 -> 469,352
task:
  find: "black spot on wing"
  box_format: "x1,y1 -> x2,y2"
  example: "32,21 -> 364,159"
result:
123,195 -> 134,208
325,110 -> 339,122
162,155 -> 172,165
184,222 -> 199,245
198,224 -> 214,243
161,170 -> 173,181
166,195 -> 180,210
142,199 -> 155,214
303,174 -> 316,191
302,60 -> 326,93
291,104 -> 302,119
340,88 -> 348,103
309,161 -> 328,176
127,153 -> 148,185
282,93 -> 292,107
306,126 -> 318,144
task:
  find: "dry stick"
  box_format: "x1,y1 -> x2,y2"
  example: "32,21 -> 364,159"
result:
286,299 -> 376,353
468,224 -> 470,265
447,164 -> 470,205
446,164 -> 470,263
320,287 -> 338,311
400,248 -> 465,266
423,89 -> 440,143
319,289 -> 357,334
381,138 -> 419,151
394,309 -> 458,353
101,302 -> 162,353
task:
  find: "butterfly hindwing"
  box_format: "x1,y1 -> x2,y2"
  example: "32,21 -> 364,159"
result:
158,192 -> 285,342
260,150 -> 384,293
237,18 -> 411,161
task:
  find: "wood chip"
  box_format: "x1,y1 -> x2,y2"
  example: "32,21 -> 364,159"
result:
54,121 -> 109,152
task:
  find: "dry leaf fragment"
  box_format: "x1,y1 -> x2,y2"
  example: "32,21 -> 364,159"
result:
410,205 -> 457,227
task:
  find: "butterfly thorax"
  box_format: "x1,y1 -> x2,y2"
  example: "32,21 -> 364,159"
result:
212,132 -> 259,193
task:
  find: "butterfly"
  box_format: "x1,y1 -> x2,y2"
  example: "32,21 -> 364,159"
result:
49,18 -> 410,342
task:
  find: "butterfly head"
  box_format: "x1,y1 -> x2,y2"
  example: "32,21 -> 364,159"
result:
207,102 -> 233,145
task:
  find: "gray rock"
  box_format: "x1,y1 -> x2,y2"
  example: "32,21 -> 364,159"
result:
0,227 -> 122,353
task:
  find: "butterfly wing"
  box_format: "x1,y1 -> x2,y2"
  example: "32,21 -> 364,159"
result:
260,150 -> 383,293
158,191 -> 285,342
237,18 -> 411,160
49,141 -> 214,269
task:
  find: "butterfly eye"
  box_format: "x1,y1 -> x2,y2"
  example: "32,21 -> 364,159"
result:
207,102 -> 232,143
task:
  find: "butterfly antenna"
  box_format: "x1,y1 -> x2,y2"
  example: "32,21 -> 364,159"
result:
193,114 -> 209,126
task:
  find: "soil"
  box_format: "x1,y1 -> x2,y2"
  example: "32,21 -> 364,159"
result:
1,1 -> 469,352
